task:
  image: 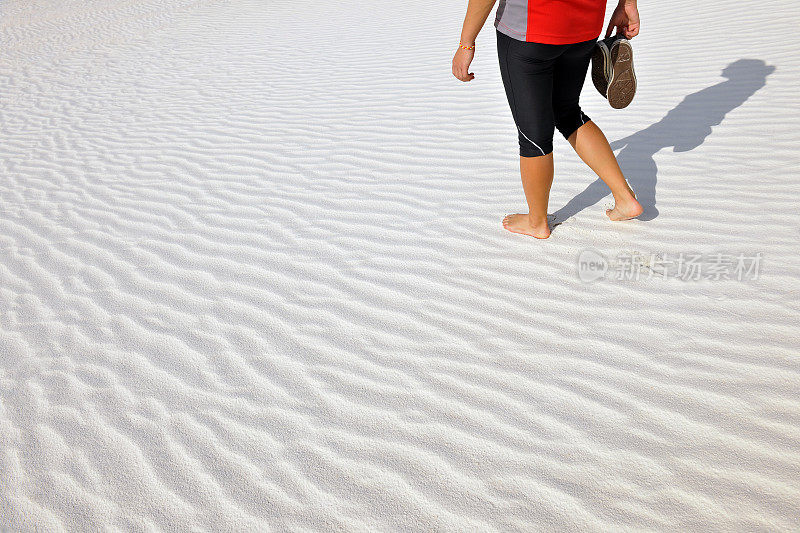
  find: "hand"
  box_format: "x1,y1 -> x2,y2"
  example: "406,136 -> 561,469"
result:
606,1 -> 640,39
452,46 -> 475,82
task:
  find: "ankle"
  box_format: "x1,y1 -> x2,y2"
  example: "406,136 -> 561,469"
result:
613,190 -> 637,204
527,213 -> 549,226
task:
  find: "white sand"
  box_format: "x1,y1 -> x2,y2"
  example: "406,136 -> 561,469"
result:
1,0 -> 799,530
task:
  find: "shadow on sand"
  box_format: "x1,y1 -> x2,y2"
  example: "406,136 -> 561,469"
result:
553,59 -> 775,223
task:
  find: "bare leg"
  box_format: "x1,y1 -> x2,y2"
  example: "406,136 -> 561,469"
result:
568,121 -> 643,220
502,153 -> 554,239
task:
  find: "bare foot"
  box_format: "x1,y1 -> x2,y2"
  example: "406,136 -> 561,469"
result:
606,196 -> 643,221
502,213 -> 551,239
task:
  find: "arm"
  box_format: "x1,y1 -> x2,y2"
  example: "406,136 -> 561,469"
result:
605,0 -> 640,39
452,0 -> 498,82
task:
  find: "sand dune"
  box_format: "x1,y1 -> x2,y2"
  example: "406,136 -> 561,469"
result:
1,0 -> 799,531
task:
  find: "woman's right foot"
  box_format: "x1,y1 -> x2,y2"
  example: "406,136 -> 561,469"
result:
606,195 -> 643,221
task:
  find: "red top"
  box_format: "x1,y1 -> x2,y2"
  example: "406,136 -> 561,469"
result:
495,0 -> 608,44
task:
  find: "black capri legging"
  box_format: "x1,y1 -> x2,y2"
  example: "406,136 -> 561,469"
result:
496,29 -> 596,157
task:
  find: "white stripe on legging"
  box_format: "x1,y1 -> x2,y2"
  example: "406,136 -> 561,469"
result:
517,125 -> 546,156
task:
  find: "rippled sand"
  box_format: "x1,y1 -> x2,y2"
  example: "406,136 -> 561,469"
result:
1,0 -> 799,530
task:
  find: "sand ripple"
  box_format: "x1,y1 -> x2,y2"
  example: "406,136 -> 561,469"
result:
1,0 -> 799,531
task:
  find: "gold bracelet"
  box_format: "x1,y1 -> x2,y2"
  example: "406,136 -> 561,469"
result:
459,42 -> 475,50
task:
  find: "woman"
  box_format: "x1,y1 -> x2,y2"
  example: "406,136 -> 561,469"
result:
453,0 -> 643,239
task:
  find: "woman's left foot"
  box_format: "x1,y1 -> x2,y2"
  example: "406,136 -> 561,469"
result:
502,214 -> 551,239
